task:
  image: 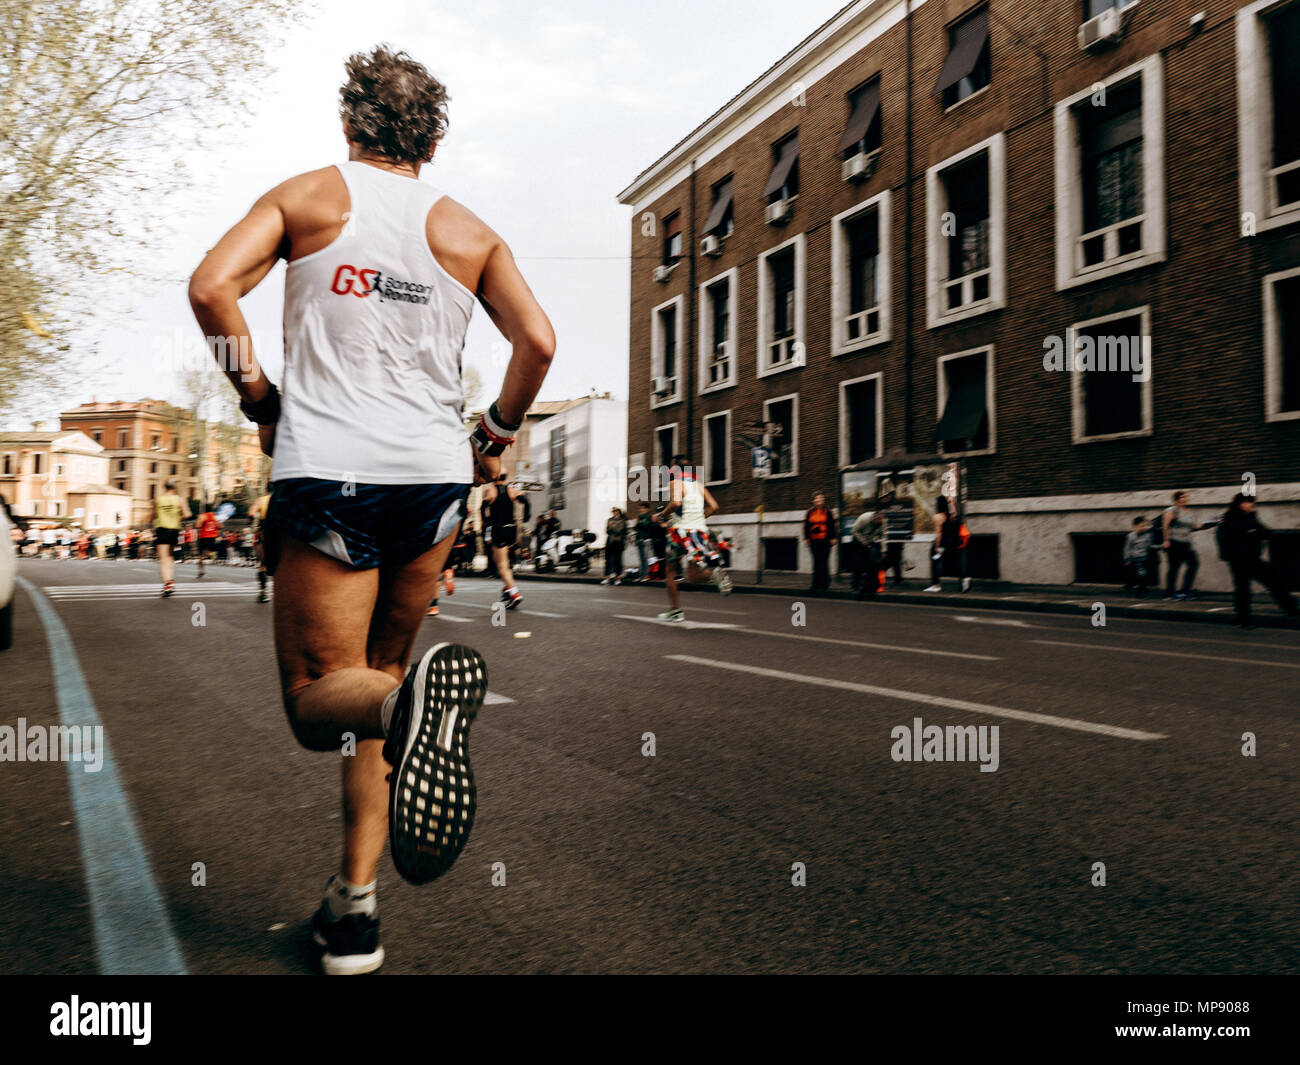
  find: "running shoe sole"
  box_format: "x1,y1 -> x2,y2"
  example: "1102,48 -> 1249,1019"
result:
385,643 -> 487,885
311,909 -> 384,976
505,596 -> 522,610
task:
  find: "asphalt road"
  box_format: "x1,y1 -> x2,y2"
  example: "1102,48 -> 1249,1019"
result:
4,557 -> 1298,974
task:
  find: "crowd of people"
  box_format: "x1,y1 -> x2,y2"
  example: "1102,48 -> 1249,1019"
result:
13,521 -> 261,564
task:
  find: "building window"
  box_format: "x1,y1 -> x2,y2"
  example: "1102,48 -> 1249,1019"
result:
839,374 -> 883,467
31,501 -> 41,516
653,423 -> 679,482
935,6 -> 990,109
762,395 -> 798,477
1085,0 -> 1138,17
149,461 -> 157,474
149,483 -> 157,500
1055,55 -> 1166,289
651,295 -> 684,406
1068,308 -> 1152,442
1,453 -> 11,475
1237,0 -> 1300,231
936,347 -> 995,455
1264,266 -> 1300,421
757,235 -> 806,376
698,269 -> 738,392
926,133 -> 1006,327
117,428 -> 129,448
764,131 -> 799,203
832,191 -> 891,353
117,459 -> 127,473
32,453 -> 43,475
115,480 -> 126,493
151,432 -> 160,449
704,176 -> 734,239
839,78 -> 882,159
548,425 -> 567,511
171,464 -> 177,475
92,428 -> 103,444
662,212 -> 682,265
703,411 -> 731,485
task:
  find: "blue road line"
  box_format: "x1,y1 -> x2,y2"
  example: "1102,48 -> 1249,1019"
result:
17,577 -> 187,975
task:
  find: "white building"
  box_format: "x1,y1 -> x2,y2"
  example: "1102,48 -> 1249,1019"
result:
529,395 -> 628,544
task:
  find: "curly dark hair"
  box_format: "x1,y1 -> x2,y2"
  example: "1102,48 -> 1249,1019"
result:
339,46 -> 449,164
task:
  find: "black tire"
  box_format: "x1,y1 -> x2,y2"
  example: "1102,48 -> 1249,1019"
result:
0,597 -> 12,651
575,557 -> 590,574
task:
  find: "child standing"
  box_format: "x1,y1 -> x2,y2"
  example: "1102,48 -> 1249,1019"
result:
1123,516 -> 1153,595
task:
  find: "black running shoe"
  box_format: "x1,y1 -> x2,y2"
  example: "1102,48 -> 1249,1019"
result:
311,905 -> 384,975
383,643 -> 487,885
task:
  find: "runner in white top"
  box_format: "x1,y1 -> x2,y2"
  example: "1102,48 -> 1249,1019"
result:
654,455 -> 732,622
188,46 -> 555,975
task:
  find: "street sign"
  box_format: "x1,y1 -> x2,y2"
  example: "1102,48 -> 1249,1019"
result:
752,446 -> 771,479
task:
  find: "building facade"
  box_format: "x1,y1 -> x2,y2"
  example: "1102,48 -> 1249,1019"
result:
527,394 -> 629,543
618,0 -> 1300,589
0,430 -> 131,530
59,398 -> 269,526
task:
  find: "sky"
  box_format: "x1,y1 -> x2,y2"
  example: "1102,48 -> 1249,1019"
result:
31,0 -> 850,426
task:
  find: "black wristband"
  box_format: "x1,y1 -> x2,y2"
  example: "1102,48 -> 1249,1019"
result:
240,382 -> 281,425
485,400 -> 522,435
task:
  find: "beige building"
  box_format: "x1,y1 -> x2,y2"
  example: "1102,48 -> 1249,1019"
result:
0,429 -> 131,529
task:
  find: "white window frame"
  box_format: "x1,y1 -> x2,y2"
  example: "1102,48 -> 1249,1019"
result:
1264,265 -> 1300,422
762,393 -> 800,478
653,422 -> 680,474
1054,54 -> 1166,290
1238,0 -> 1300,234
831,189 -> 892,355
838,372 -> 885,468
698,267 -> 739,394
702,410 -> 732,486
925,132 -> 1006,329
936,345 -> 997,457
650,295 -> 684,409
756,233 -> 807,378
1066,305 -> 1153,443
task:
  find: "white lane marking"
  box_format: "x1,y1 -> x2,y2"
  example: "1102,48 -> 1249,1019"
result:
616,615 -> 741,630
665,654 -> 1166,741
485,691 -> 515,705
44,583 -> 247,594
593,596 -> 748,615
443,601 -> 568,619
16,577 -> 188,973
618,616 -> 998,661
951,615 -> 1034,628
1030,639 -> 1300,671
428,613 -> 474,623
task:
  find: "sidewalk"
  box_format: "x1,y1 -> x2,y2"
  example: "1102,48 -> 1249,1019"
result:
517,567 -> 1300,629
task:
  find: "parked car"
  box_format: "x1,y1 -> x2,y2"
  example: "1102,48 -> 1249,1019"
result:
0,504 -> 17,650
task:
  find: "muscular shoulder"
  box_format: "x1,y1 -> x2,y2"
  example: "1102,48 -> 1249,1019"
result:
427,197 -> 501,295
261,167 -> 348,260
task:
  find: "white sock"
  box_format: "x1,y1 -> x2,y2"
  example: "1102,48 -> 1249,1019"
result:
379,685 -> 401,736
323,874 -> 377,920
504,586 -> 517,596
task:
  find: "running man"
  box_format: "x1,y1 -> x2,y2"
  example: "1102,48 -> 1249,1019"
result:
151,482 -> 191,597
481,472 -> 529,610
196,507 -> 221,579
655,456 -> 731,622
187,46 -> 555,975
248,491 -> 272,603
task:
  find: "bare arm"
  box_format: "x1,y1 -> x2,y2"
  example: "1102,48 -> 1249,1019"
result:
187,189 -> 287,407
478,239 -> 556,426
701,485 -> 720,518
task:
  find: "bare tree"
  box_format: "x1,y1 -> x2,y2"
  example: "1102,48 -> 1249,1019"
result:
0,0 -> 308,413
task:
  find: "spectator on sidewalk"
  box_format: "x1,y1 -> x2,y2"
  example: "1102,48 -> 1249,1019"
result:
804,492 -> 835,593
1123,516 -> 1153,595
602,507 -> 627,585
1159,491 -> 1216,601
926,496 -> 962,592
633,502 -> 656,580
1217,493 -> 1298,629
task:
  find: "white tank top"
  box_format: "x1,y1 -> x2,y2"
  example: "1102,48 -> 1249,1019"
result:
272,161 -> 475,485
674,477 -> 708,531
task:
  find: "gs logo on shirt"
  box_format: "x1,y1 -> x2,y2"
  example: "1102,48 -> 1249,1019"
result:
329,264 -> 433,304
330,264 -> 379,297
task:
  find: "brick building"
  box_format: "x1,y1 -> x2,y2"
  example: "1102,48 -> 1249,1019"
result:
617,0 -> 1300,589
58,398 -> 269,526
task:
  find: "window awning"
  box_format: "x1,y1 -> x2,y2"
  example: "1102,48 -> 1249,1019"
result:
763,135 -> 799,197
838,81 -> 881,153
933,8 -> 989,95
935,375 -> 987,442
703,179 -> 733,233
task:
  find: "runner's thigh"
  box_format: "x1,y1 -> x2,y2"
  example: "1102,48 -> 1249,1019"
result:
273,535 -> 381,695
367,529 -> 459,676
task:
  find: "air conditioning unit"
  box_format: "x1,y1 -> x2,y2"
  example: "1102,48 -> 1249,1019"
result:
652,264 -> 674,283
765,198 -> 793,225
700,234 -> 722,257
651,376 -> 674,397
841,151 -> 879,184
1078,7 -> 1123,51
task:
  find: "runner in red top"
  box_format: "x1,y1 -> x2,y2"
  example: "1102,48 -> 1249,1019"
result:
197,510 -> 221,579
